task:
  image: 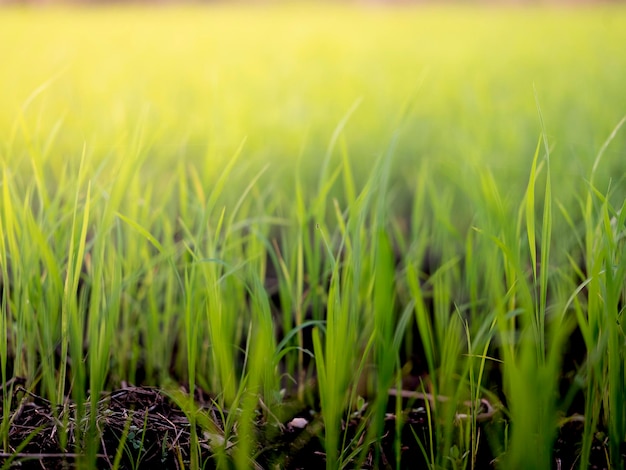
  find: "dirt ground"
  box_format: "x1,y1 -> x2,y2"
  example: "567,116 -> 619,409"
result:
1,379 -> 623,470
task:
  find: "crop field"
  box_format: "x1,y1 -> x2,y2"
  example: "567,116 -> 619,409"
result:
1,3 -> 626,469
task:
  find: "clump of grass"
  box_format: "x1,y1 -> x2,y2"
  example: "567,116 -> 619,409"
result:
1,4 -> 626,469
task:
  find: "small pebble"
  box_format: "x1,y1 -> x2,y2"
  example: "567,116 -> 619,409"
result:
288,417 -> 309,429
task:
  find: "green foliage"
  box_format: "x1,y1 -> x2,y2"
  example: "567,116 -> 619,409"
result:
0,4 -> 626,469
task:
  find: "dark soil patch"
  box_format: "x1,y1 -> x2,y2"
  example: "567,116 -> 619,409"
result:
1,378 -> 622,469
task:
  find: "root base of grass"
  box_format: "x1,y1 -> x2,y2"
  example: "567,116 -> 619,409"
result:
1,381 -> 622,469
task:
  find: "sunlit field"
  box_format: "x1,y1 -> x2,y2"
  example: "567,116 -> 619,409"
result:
1,4 -> 626,469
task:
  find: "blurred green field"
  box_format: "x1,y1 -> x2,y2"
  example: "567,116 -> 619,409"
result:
3,5 -> 625,204
2,4 -> 626,469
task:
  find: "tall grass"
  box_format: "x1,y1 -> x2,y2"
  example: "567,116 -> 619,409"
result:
1,4 -> 626,469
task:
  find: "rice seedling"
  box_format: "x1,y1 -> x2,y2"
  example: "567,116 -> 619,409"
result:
1,3 -> 626,469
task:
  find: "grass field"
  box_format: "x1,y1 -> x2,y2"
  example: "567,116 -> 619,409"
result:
1,3 -> 626,469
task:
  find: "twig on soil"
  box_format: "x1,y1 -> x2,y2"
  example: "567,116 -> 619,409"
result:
0,377 -> 26,392
388,388 -> 498,422
0,452 -> 107,459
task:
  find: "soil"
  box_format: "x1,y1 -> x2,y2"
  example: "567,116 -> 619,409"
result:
0,378 -> 623,470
